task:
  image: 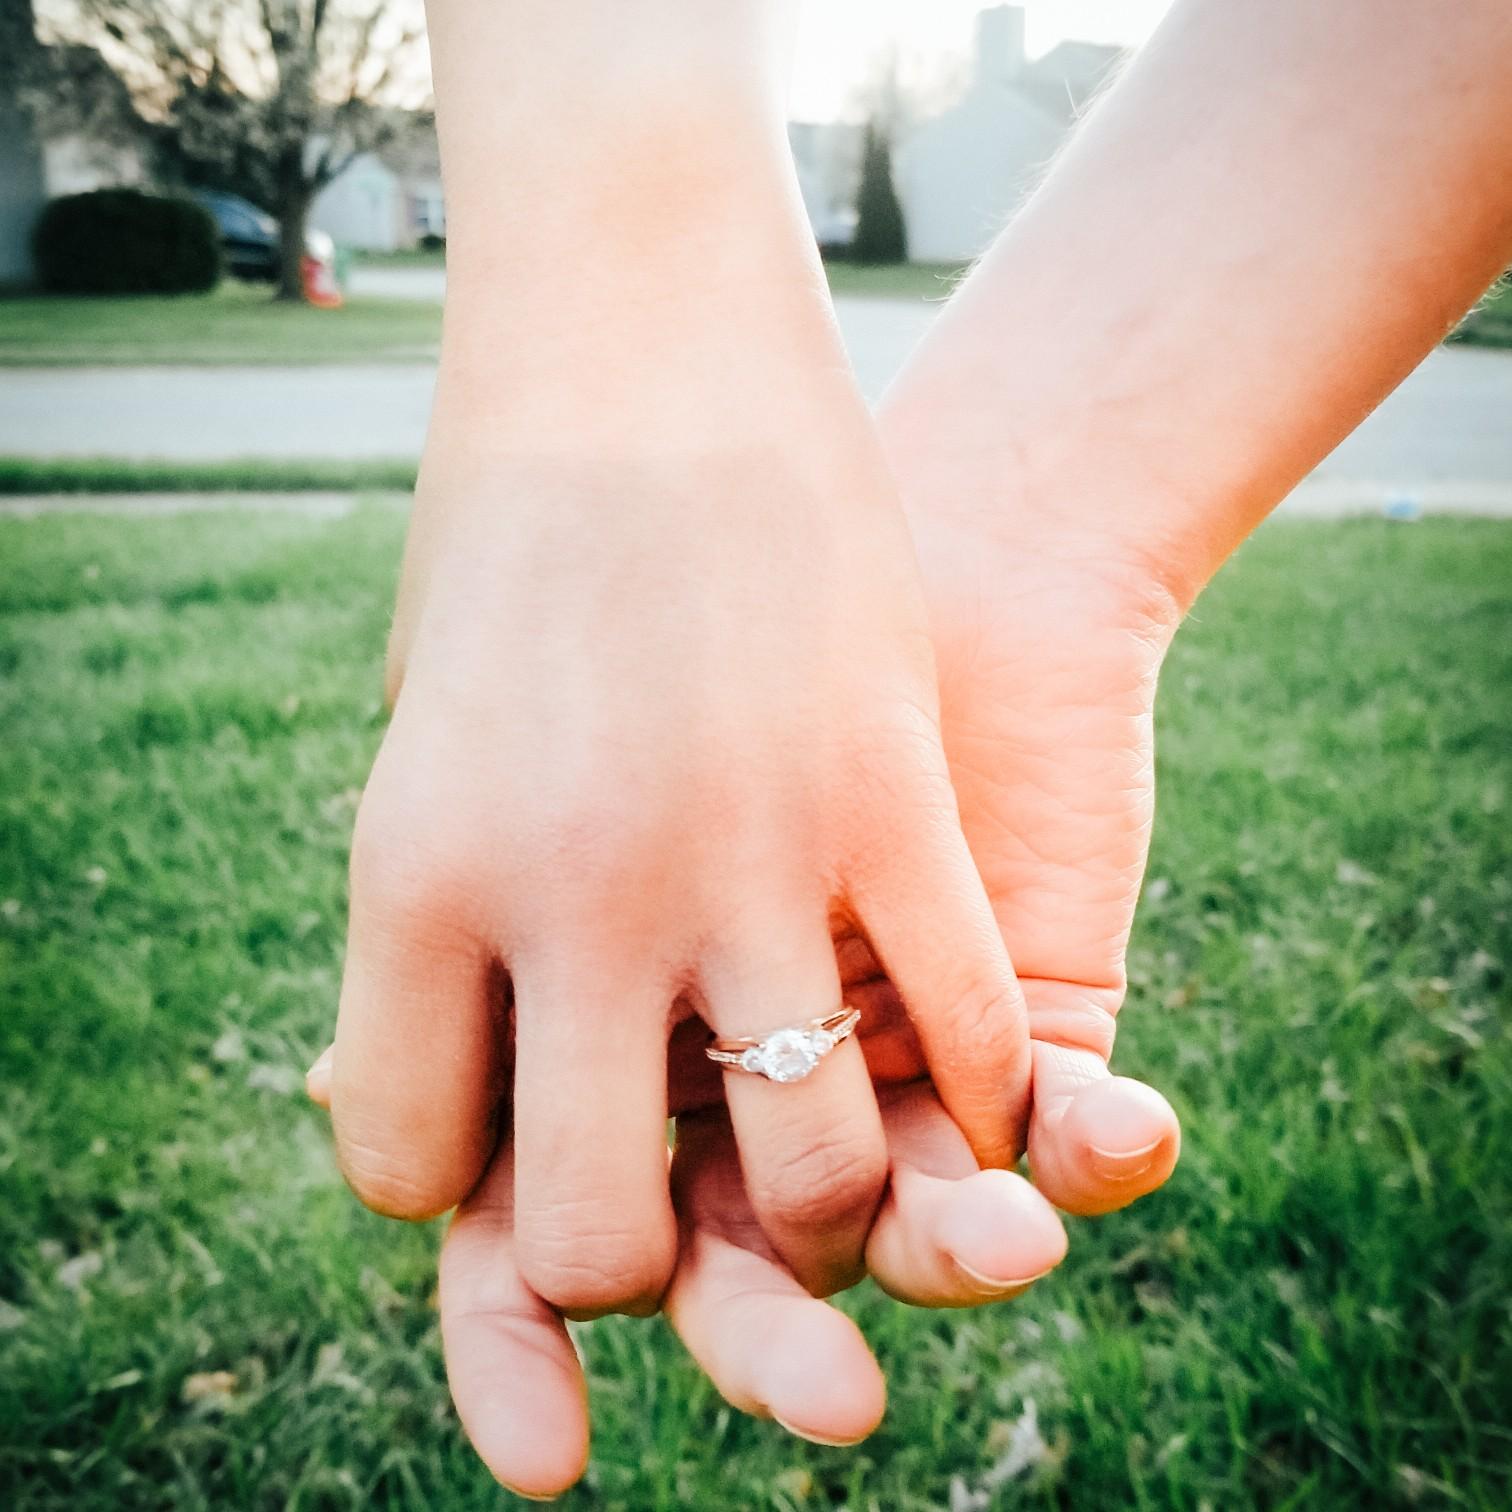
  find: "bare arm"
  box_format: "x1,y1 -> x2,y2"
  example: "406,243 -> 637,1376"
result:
334,0 -> 1037,1325
883,0 -> 1512,608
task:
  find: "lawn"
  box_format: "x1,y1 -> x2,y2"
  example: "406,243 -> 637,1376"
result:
1452,278 -> 1512,349
0,263 -> 966,369
0,281 -> 441,366
823,260 -> 968,302
1,509 -> 1509,1510
0,263 -> 1498,368
346,249 -> 968,302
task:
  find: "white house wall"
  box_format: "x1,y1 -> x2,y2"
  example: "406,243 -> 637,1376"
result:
310,154 -> 402,252
42,134 -> 145,198
895,88 -> 1063,263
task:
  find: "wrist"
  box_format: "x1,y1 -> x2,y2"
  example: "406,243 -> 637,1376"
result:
430,187 -> 859,459
880,370 -> 1214,625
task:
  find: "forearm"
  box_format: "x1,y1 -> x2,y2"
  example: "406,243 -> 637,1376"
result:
427,0 -> 792,220
395,0 -> 912,693
882,0 -> 1512,612
423,0 -> 845,449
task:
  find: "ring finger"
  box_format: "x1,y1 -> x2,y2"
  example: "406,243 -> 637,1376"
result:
699,902 -> 888,1296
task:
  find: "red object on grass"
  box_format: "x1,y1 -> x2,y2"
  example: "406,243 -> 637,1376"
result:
302,253 -> 343,308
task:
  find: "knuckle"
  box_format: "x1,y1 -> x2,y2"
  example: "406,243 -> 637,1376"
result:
752,1127 -> 888,1232
347,726 -> 501,922
1006,970 -> 1129,1061
348,803 -> 482,938
961,973 -> 1022,1046
519,1208 -> 674,1316
338,1138 -> 458,1222
1026,983 -> 1123,1060
946,974 -> 1025,1047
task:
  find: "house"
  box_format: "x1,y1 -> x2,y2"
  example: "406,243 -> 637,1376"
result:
307,122 -> 445,253
381,123 -> 446,244
0,92 -> 148,285
309,152 -> 403,253
0,9 -> 1118,279
894,7 -> 1123,262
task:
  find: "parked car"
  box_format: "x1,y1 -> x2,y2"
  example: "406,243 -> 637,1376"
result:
191,190 -> 336,284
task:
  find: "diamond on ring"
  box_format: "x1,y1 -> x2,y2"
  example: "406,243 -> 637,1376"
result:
705,1008 -> 861,1083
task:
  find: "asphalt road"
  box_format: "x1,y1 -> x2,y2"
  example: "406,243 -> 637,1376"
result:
2,294 -> 1509,513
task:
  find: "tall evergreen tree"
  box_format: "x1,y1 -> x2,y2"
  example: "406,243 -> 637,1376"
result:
850,120 -> 907,265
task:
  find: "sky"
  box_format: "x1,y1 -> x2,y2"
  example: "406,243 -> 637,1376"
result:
789,0 -> 1177,120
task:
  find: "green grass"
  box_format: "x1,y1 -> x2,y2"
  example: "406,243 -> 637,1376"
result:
823,259 -> 969,301
343,249 -> 964,301
0,263 -> 960,371
1451,278 -> 1512,349
0,280 -> 440,366
0,263 -> 963,372
2,510 -> 1510,1509
1,263 -> 1498,370
0,457 -> 417,496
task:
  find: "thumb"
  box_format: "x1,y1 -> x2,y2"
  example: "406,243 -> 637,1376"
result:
1026,1040 -> 1179,1217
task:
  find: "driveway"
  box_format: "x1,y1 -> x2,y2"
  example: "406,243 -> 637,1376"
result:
1,297 -> 1509,512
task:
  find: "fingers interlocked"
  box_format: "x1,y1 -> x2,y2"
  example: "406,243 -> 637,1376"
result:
329,665 -> 1037,1317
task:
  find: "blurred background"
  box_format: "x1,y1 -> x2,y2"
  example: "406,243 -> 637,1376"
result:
2,0 -> 1508,471
1,2 -> 1509,1509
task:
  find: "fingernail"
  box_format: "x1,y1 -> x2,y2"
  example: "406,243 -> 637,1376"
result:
1087,1137 -> 1162,1181
949,1257 -> 1057,1296
503,1490 -> 558,1504
305,1046 -> 333,1080
773,1414 -> 869,1448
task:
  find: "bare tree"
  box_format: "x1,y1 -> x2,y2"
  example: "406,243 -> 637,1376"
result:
27,0 -> 431,299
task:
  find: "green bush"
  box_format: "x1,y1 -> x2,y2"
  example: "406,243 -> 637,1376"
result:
32,188 -> 221,295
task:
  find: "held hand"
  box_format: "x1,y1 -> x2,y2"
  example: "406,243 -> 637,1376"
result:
303,426 -> 1183,1498
877,395 -> 1184,1215
307,1064 -> 1067,1500
330,335 -> 1033,1310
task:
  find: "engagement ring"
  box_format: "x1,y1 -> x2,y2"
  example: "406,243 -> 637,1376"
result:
705,1007 -> 861,1083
